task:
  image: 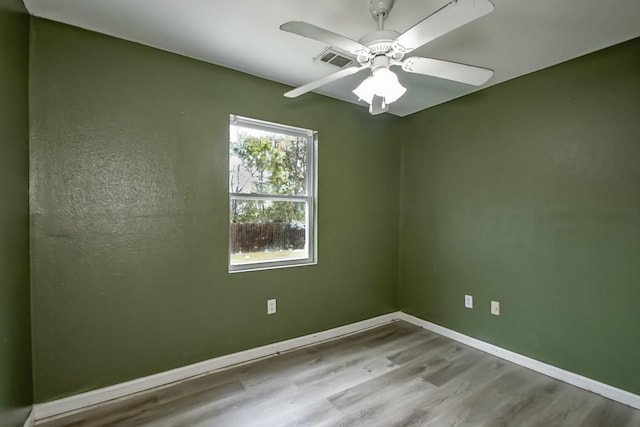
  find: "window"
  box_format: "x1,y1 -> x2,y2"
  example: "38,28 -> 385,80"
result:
229,115 -> 316,272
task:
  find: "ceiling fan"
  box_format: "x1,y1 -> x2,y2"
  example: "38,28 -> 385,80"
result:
280,0 -> 495,115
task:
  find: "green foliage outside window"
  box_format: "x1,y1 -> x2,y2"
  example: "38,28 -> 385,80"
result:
230,133 -> 307,223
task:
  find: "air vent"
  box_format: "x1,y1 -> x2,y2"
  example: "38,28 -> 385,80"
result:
314,48 -> 355,68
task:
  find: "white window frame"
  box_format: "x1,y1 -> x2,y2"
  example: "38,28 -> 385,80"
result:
228,114 -> 317,272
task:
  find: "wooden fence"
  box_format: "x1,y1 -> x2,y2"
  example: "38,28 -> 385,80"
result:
230,223 -> 305,253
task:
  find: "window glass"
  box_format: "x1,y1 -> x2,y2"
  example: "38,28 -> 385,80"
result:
229,115 -> 316,271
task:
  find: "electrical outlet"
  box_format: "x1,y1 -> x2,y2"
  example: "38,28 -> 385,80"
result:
491,300 -> 500,316
267,299 -> 277,315
465,295 -> 473,309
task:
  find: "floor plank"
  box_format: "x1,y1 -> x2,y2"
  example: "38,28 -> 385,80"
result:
37,321 -> 640,427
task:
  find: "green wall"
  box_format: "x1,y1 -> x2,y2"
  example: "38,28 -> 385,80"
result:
25,11 -> 640,406
0,0 -> 33,425
29,19 -> 400,402
399,38 -> 640,394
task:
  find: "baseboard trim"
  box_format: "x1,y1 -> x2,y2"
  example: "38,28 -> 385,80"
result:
23,407 -> 35,427
34,310 -> 640,421
33,312 -> 400,421
397,312 -> 640,410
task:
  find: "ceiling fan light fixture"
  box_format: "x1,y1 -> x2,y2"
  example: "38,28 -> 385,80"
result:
352,76 -> 376,104
352,66 -> 406,106
372,67 -> 406,103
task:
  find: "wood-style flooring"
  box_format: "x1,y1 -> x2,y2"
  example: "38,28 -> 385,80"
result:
38,321 -> 640,426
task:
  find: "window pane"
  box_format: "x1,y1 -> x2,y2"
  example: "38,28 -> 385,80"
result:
230,125 -> 308,196
230,199 -> 307,265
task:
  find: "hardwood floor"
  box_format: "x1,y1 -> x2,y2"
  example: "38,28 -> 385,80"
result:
38,321 -> 640,427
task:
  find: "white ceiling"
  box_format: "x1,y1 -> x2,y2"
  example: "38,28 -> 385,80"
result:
24,0 -> 640,117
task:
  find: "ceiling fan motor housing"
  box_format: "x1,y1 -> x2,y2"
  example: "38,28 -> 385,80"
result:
358,30 -> 402,64
369,0 -> 395,18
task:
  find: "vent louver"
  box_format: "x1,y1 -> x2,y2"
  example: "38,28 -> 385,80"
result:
315,48 -> 354,68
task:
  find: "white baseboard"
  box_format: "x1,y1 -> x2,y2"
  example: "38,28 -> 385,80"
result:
33,312 -> 400,421
397,312 -> 640,410
23,407 -> 35,427
34,310 -> 640,421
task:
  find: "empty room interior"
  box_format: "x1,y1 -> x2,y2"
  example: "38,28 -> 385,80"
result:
1,0 -> 639,425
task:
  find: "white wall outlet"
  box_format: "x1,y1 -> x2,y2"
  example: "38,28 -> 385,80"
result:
465,295 -> 473,309
491,300 -> 500,316
267,299 -> 277,315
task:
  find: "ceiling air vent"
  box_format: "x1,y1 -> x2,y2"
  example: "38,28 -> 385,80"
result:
314,48 -> 355,68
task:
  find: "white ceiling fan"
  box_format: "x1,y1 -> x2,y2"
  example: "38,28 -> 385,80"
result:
281,0 -> 495,115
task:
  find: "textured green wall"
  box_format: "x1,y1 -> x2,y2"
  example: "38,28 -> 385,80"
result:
29,19 -> 400,402
399,38 -> 640,394
0,0 -> 33,425
27,11 -> 640,405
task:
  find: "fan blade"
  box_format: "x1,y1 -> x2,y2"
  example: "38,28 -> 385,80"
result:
402,57 -> 493,86
284,66 -> 365,98
393,0 -> 494,55
280,21 -> 371,56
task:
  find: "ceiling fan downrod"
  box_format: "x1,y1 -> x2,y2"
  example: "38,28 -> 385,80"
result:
369,0 -> 395,30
